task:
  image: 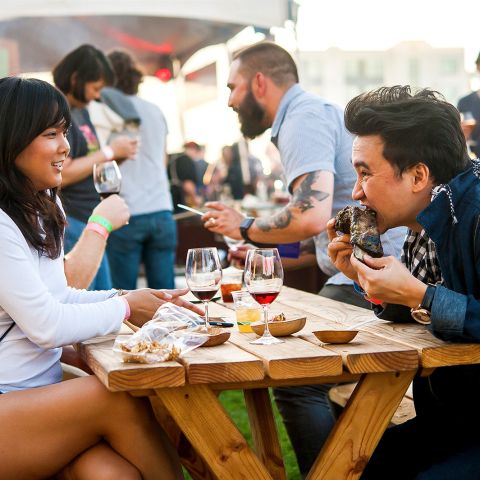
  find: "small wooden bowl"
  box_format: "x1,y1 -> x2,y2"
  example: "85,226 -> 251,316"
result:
201,328 -> 231,347
313,330 -> 358,344
251,317 -> 306,337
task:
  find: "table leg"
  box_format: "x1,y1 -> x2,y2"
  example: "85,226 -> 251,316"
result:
244,388 -> 286,480
156,384 -> 272,480
149,395 -> 215,480
307,370 -> 416,480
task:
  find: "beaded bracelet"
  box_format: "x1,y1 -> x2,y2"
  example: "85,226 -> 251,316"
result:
88,215 -> 113,233
85,222 -> 109,240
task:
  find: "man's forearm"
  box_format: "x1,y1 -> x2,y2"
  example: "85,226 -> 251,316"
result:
248,171 -> 332,243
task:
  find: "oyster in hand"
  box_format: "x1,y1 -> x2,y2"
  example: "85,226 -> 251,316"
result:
334,206 -> 383,261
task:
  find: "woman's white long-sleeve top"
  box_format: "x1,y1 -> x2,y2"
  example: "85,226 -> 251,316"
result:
0,208 -> 126,392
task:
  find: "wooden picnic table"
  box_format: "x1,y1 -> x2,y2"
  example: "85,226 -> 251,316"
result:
78,287 -> 480,479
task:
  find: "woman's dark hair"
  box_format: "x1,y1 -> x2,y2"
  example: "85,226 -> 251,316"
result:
107,50 -> 143,95
52,44 -> 115,102
344,85 -> 470,185
0,77 -> 71,259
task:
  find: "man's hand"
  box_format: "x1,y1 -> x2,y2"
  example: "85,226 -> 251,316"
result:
326,218 -> 358,282
109,135 -> 138,161
228,243 -> 254,268
125,288 -> 204,327
92,194 -> 130,231
351,254 -> 426,308
202,202 -> 245,240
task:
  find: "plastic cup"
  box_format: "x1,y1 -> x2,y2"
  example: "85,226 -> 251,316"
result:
232,290 -> 262,333
220,267 -> 243,302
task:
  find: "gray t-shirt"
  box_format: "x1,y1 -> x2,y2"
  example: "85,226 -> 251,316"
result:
118,95 -> 173,215
270,84 -> 405,284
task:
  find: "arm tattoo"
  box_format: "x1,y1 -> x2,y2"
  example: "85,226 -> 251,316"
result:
256,171 -> 329,232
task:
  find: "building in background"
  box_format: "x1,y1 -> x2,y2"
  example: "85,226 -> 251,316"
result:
299,41 -> 468,106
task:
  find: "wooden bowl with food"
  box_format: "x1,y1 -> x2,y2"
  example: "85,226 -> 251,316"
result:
201,327 -> 231,347
251,313 -> 306,337
313,330 -> 358,344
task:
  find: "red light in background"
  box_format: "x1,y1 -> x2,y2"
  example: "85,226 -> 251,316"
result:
155,68 -> 172,82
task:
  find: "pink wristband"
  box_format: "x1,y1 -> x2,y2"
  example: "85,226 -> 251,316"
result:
102,145 -> 114,161
85,222 -> 109,240
119,296 -> 131,321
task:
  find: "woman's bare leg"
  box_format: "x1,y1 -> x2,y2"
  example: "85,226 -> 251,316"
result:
0,376 -> 183,480
57,441 -> 141,480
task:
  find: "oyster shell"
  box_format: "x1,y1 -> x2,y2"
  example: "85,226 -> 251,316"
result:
334,206 -> 383,260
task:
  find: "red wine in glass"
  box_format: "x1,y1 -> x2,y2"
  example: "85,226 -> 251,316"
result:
250,291 -> 280,305
244,248 -> 284,345
99,190 -> 120,200
185,248 -> 222,329
191,288 -> 219,302
93,161 -> 122,201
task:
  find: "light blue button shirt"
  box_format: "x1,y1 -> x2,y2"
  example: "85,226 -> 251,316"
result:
270,84 -> 405,283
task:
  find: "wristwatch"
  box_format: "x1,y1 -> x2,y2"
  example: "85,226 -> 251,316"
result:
240,217 -> 255,243
410,284 -> 436,325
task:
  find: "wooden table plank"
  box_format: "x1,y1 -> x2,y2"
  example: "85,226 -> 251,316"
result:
300,331 -> 418,374
180,341 -> 265,384
307,370 -> 416,480
362,322 -> 480,368
77,337 -> 185,390
156,384 -> 273,480
228,330 -> 343,379
244,388 -> 286,480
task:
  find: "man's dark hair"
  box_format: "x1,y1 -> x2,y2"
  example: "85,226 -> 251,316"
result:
0,77 -> 70,258
53,44 -> 114,102
344,85 -> 470,185
107,49 -> 143,95
233,42 -> 299,86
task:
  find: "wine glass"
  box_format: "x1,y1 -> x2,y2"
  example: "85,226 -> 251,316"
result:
244,248 -> 284,345
185,248 -> 223,329
93,160 -> 122,199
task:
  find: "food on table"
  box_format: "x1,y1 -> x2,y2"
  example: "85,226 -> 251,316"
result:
271,312 -> 287,322
334,206 -> 383,261
119,340 -> 180,363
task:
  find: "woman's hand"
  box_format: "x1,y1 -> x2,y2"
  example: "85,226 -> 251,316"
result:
351,254 -> 427,308
326,218 -> 358,282
124,288 -> 204,327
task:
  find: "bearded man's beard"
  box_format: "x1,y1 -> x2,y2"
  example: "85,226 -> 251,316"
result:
237,89 -> 268,139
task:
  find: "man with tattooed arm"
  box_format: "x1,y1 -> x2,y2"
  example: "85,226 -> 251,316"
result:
202,42 -> 405,477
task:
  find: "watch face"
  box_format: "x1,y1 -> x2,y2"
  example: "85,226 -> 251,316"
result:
411,308 -> 432,325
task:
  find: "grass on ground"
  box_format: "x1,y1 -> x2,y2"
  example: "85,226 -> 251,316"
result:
183,389 -> 301,479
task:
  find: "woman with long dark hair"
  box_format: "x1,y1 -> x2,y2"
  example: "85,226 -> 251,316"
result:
0,76 -> 190,479
53,44 -> 137,290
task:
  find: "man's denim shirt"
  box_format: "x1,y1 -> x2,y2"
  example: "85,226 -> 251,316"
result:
378,164 -> 480,343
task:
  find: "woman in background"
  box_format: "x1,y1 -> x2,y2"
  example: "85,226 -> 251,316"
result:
53,44 -> 137,289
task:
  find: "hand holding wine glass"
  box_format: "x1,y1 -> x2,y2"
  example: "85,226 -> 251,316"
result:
244,248 -> 284,345
93,160 -> 122,199
185,247 -> 222,329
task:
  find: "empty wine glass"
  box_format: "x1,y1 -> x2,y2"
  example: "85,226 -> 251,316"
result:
93,160 -> 122,199
185,248 -> 222,329
244,248 -> 284,345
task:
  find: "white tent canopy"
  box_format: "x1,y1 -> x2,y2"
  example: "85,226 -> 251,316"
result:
0,0 -> 289,29
0,0 -> 290,74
